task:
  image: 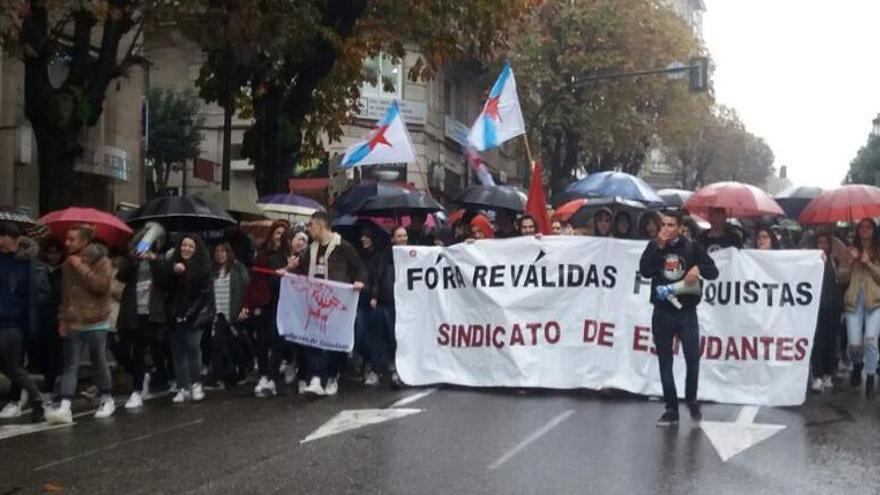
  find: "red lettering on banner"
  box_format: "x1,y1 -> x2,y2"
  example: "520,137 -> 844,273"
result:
705,336 -> 722,359
741,337 -> 758,360
598,322 -> 614,347
794,338 -> 809,360
545,321 -> 561,344
583,320 -> 597,343
526,322 -> 542,346
776,337 -> 793,361
760,336 -> 775,360
510,324 -> 525,346
493,327 -> 506,349
438,324 -> 450,346
725,337 -> 741,360
633,326 -> 651,352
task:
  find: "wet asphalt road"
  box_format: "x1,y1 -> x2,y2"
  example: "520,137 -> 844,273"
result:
2,378 -> 880,495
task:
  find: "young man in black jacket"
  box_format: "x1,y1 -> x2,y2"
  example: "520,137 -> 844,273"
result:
639,210 -> 719,426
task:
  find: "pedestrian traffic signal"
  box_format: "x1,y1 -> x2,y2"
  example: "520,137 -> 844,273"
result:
689,56 -> 710,93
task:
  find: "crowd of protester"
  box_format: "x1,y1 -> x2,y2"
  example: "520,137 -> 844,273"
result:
0,201 -> 867,424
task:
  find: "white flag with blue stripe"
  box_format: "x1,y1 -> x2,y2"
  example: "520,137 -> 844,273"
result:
341,101 -> 417,168
467,62 -> 526,152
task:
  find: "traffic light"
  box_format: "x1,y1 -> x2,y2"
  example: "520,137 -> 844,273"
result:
689,56 -> 710,92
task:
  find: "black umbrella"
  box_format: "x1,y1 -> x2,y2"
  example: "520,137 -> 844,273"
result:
126,196 -> 237,231
454,185 -> 527,212
333,182 -> 411,215
355,190 -> 445,217
657,188 -> 694,209
774,186 -> 823,220
568,197 -> 649,228
0,207 -> 48,238
331,215 -> 391,249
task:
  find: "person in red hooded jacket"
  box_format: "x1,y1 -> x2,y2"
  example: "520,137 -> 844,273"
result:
470,215 -> 495,240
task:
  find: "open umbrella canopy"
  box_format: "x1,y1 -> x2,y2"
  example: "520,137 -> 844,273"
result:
454,185 -> 527,212
798,184 -> 880,225
657,188 -> 694,208
568,196 -> 649,228
333,182 -> 411,215
0,207 -> 48,238
257,193 -> 325,222
126,196 -> 237,231
195,190 -> 265,221
685,181 -> 784,219
354,190 -> 444,217
564,171 -> 664,206
774,185 -> 823,220
41,207 -> 133,250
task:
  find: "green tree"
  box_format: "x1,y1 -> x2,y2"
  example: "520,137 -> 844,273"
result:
145,88 -> 204,192
0,0 -> 171,212
179,0 -> 534,196
509,0 -> 705,194
845,136 -> 880,185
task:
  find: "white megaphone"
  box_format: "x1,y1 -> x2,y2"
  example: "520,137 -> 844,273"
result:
655,279 -> 702,310
134,221 -> 166,256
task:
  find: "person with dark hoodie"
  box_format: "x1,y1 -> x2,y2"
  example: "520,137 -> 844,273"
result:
639,210 -> 719,426
165,234 -> 215,404
208,242 -> 250,389
243,219 -> 289,394
0,222 -> 45,422
295,211 -> 365,396
355,228 -> 391,386
46,224 -> 115,424
37,238 -> 65,396
809,232 -> 844,393
114,226 -> 171,410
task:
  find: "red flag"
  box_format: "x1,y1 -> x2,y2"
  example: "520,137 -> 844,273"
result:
525,159 -> 551,235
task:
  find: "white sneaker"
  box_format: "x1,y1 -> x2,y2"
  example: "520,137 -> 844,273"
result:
284,365 -> 297,385
297,380 -> 307,394
256,380 -> 277,398
364,371 -> 379,386
45,403 -> 73,424
168,380 -> 178,393
325,377 -> 339,396
124,392 -> 143,410
0,402 -> 22,419
94,399 -> 116,419
191,383 -> 205,402
810,378 -> 824,393
390,371 -> 403,388
172,390 -> 190,404
303,377 -> 326,396
822,375 -> 834,389
254,376 -> 269,396
17,389 -> 29,408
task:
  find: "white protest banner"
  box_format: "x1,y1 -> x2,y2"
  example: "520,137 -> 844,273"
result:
393,236 -> 824,406
277,273 -> 360,352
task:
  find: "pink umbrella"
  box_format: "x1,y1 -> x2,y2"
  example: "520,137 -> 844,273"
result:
41,207 -> 134,250
685,181 -> 784,218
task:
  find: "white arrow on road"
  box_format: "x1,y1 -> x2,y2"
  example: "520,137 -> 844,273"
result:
300,387 -> 438,443
700,405 -> 786,462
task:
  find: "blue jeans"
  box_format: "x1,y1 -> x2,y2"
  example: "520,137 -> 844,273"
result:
60,330 -> 113,400
845,291 -> 880,374
170,324 -> 204,389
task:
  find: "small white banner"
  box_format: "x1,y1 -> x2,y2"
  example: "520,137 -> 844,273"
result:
277,274 -> 360,352
393,237 -> 824,406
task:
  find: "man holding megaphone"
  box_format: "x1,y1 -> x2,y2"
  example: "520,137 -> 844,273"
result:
639,210 -> 719,427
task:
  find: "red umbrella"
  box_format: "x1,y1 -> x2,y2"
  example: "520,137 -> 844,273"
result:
798,184 -> 880,225
684,181 -> 784,218
553,199 -> 589,222
41,207 -> 134,250
446,209 -> 466,225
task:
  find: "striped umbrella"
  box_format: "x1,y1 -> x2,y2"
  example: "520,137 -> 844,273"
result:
0,207 -> 48,238
258,193 -> 325,222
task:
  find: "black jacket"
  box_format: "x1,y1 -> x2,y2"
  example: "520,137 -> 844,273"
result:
116,256 -> 170,329
165,261 -> 215,330
359,247 -> 394,306
0,250 -> 43,337
639,236 -> 719,311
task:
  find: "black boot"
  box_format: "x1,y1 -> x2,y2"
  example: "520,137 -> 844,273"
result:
866,375 -> 875,399
851,363 -> 864,387
30,402 -> 44,423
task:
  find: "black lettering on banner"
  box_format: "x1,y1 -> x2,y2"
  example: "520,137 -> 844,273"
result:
796,282 -> 813,305
780,284 -> 796,306
541,266 -> 556,288
569,265 -> 585,286
407,268 -> 422,290
490,265 -> 504,287
763,283 -> 779,306
717,282 -> 731,304
511,265 -> 525,286
425,268 -> 438,289
704,282 -> 716,304
603,266 -> 617,288
473,266 -> 487,287
586,265 -> 600,287
524,266 -> 539,287
743,280 -> 759,304
633,271 -> 652,295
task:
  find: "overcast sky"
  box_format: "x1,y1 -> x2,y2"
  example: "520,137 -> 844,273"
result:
702,0 -> 880,187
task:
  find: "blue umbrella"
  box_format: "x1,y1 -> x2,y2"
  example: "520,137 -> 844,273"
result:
564,171 -> 664,206
257,193 -> 325,221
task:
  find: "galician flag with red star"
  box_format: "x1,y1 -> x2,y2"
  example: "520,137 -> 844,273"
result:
341,100 -> 417,168
467,61 -> 526,152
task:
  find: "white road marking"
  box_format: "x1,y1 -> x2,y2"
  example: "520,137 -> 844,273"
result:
300,409 -> 422,444
700,405 -> 787,462
487,409 -> 575,470
33,418 -> 204,471
389,387 -> 439,408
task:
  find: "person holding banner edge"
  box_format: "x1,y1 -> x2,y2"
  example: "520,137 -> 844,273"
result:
639,210 -> 719,426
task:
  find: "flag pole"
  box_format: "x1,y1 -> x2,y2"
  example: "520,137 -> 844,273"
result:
521,133 -> 534,166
